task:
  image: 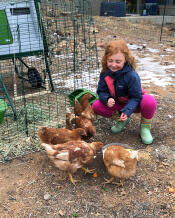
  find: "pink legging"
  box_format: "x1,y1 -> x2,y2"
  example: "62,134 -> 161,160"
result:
92,94 -> 157,119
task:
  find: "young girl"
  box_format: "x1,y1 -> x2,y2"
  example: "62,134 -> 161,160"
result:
92,40 -> 157,144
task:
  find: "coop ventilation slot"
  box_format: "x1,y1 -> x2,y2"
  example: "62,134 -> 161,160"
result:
10,7 -> 30,16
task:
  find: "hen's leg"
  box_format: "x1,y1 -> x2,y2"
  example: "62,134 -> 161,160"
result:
119,178 -> 125,187
68,171 -> 79,185
112,178 -> 125,187
104,177 -> 124,186
104,177 -> 115,184
81,167 -> 95,174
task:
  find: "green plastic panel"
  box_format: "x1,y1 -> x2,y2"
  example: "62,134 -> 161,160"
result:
0,99 -> 8,124
0,10 -> 13,45
68,88 -> 99,105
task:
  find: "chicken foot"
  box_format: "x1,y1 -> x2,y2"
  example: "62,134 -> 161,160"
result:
104,177 -> 115,184
104,177 -> 125,186
111,178 -> 125,187
68,171 -> 79,185
81,167 -> 95,174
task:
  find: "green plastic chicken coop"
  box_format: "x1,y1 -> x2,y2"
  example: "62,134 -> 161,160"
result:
0,0 -> 54,89
0,0 -> 55,119
0,98 -> 8,124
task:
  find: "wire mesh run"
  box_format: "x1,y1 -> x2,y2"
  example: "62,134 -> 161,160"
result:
40,0 -> 99,94
0,0 -> 99,162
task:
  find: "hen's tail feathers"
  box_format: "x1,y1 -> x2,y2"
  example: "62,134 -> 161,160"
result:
74,128 -> 87,137
87,126 -> 96,137
41,143 -> 56,155
66,112 -> 75,129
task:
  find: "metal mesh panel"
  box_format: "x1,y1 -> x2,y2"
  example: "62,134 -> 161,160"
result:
40,0 -> 99,94
0,0 -> 99,162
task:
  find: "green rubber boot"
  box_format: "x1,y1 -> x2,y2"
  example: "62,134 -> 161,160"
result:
111,118 -> 130,134
140,116 -> 153,145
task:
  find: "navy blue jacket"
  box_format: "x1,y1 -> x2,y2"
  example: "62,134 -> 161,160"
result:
97,63 -> 142,117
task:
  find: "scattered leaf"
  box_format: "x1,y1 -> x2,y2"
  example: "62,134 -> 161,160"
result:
103,188 -> 108,192
44,193 -> 51,200
93,172 -> 97,178
162,162 -> 170,166
138,150 -> 151,161
58,209 -> 64,216
168,187 -> 175,193
72,212 -> 78,217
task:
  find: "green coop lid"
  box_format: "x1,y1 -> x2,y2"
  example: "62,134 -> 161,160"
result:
0,99 -> 8,124
0,10 -> 13,45
68,88 -> 99,105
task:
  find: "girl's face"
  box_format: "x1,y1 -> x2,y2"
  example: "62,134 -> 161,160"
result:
107,52 -> 125,72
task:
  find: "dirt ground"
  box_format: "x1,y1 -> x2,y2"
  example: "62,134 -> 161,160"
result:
0,16 -> 175,217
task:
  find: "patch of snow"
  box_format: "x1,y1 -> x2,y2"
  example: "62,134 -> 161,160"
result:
52,44 -> 175,91
147,48 -> 159,53
165,48 -> 174,53
136,56 -> 175,87
27,56 -> 42,61
168,114 -> 173,119
128,44 -> 142,50
54,67 -> 99,92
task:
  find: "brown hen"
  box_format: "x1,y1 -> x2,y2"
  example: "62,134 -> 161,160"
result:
41,140 -> 103,185
103,144 -> 138,186
66,93 -> 96,138
38,126 -> 87,144
78,93 -> 95,121
66,112 -> 96,138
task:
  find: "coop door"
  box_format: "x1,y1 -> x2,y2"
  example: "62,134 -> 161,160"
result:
0,10 -> 13,45
9,2 -> 44,54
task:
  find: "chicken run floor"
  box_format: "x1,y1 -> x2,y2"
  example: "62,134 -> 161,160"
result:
0,16 -> 175,217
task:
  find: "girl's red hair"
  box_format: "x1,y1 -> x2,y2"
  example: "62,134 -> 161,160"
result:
101,40 -> 137,72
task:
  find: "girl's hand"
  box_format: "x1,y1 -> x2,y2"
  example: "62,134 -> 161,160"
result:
120,113 -> 128,121
107,98 -> 115,108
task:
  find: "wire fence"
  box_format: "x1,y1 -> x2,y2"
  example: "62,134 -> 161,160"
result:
0,0 -> 99,162
0,0 -> 174,162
